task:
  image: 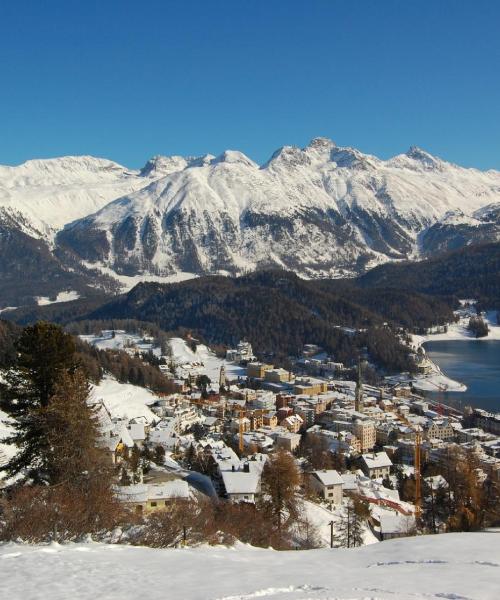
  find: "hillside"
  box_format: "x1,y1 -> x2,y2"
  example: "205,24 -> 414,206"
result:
61,270 -> 453,371
1,532 -> 498,600
357,241 -> 500,307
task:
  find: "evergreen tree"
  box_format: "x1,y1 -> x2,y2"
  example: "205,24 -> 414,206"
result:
40,369 -> 110,487
0,322 -> 77,482
334,496 -> 367,548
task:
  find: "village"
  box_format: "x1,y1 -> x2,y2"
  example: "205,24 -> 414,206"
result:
83,331 -> 500,545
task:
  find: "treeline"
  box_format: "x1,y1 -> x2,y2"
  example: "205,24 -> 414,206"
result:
0,319 -> 174,393
0,323 -> 122,541
357,240 -> 500,309
0,320 -> 21,367
78,271 -> 450,372
76,341 -> 175,393
396,446 -> 500,533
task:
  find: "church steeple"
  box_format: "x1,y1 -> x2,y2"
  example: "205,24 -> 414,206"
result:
355,360 -> 364,413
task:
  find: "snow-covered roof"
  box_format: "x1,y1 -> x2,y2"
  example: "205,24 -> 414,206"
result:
312,469 -> 343,487
221,471 -> 259,496
115,480 -> 189,503
362,451 -> 392,469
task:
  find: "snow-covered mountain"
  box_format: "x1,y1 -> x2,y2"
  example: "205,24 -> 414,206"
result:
0,155 -> 173,238
2,138 -> 500,306
57,138 -> 500,279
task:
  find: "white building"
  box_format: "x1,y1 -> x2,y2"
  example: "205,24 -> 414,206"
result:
309,470 -> 343,503
361,451 -> 393,479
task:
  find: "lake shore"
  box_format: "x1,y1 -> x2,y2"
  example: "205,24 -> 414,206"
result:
409,307 -> 500,394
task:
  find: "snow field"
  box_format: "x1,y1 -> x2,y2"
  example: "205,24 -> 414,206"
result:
0,531 -> 498,600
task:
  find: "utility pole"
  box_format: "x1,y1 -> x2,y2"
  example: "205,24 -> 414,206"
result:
329,520 -> 334,548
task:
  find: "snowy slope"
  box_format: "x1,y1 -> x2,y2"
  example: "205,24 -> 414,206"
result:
1,532 -> 498,600
57,138 -> 500,278
90,377 -> 157,424
0,153 -> 198,238
3,139 -> 500,290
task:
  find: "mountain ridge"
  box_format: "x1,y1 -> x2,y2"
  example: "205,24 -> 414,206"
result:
2,137 -> 500,306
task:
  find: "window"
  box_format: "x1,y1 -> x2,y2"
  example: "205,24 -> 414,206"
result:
151,501 -> 157,507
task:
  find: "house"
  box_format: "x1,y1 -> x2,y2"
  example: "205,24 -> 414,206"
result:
219,457 -> 267,503
115,480 -> 189,514
361,451 -> 392,479
293,377 -> 328,396
309,470 -> 343,504
283,414 -> 303,433
262,412 -> 278,428
247,362 -> 273,379
424,420 -> 455,442
378,510 -> 415,540
353,420 -> 376,452
275,432 -> 301,452
127,422 -> 147,448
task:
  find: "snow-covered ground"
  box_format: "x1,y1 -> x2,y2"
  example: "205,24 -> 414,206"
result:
415,310 -> 500,344
90,377 -> 158,424
1,532 -> 498,599
84,262 -> 198,292
0,306 -> 17,314
169,337 -> 246,390
80,330 -> 161,355
301,499 -> 378,547
36,290 -> 81,306
0,408 -> 16,475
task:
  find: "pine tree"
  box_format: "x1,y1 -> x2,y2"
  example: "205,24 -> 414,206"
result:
39,369 -> 109,488
0,322 -> 77,482
334,496 -> 367,548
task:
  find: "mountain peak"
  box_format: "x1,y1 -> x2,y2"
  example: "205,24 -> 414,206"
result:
140,155 -> 188,177
263,145 -> 311,169
211,150 -> 256,167
305,137 -> 337,151
405,146 -> 443,169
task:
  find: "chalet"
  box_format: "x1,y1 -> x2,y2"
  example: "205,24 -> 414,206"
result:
309,469 -> 343,503
115,480 -> 189,514
361,451 -> 392,479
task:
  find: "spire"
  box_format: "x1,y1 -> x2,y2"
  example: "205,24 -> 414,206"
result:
219,365 -> 227,392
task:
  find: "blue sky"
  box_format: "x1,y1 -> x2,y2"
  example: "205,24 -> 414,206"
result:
1,1 -> 499,169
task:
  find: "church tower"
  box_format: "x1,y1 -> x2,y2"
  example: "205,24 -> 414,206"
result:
219,365 -> 227,392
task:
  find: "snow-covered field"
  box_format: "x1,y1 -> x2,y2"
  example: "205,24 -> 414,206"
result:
415,310 -> 500,345
36,290 -> 81,306
80,330 -> 160,355
169,337 -> 246,389
84,262 -> 198,292
1,532 -> 498,600
90,377 -> 158,424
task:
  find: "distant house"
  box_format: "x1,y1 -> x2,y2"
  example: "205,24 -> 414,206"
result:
378,510 -> 415,541
283,414 -> 303,433
115,480 -> 189,514
127,422 -> 147,448
361,451 -> 392,479
275,432 -> 301,453
309,470 -> 343,503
